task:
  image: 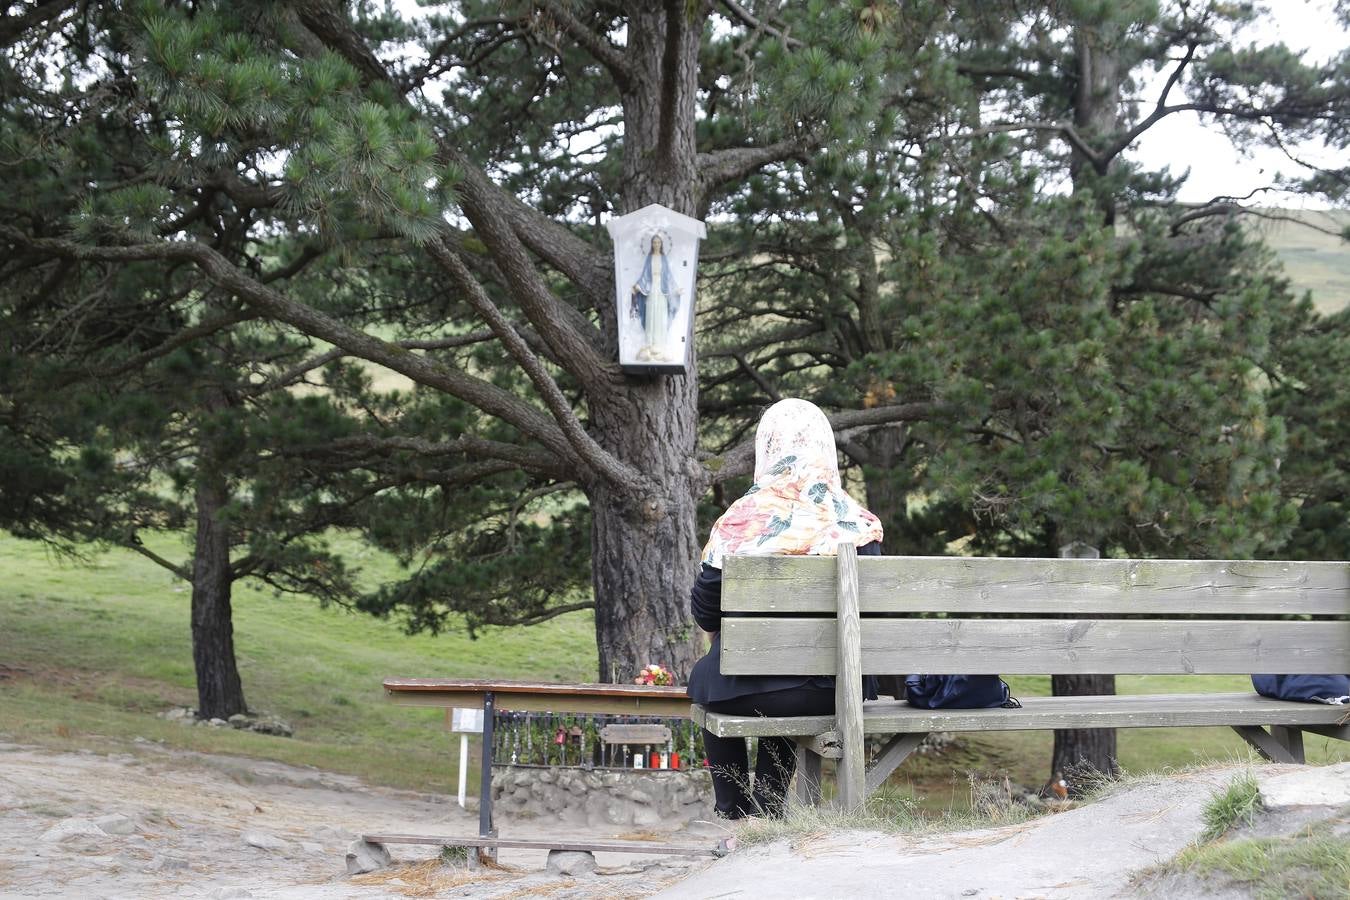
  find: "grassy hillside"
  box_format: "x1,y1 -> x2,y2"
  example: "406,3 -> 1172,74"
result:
1260,208 -> 1349,315
0,530 -> 597,793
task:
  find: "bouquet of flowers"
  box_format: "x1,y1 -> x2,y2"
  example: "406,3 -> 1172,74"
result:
634,664 -> 675,686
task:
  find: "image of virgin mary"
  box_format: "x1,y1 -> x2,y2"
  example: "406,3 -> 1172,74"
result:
629,235 -> 681,361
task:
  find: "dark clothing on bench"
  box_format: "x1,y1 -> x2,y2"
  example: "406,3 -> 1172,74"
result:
689,540 -> 882,818
687,541 -> 883,705
703,685 -> 836,819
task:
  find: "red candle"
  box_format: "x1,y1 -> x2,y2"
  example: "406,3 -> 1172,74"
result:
649,750 -> 660,769
670,752 -> 681,769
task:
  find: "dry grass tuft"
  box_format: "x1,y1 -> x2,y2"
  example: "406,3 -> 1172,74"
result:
349,858 -> 513,897
613,829 -> 667,842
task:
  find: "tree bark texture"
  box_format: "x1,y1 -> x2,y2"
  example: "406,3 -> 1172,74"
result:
586,3 -> 704,682
1050,673 -> 1120,790
190,461 -> 247,719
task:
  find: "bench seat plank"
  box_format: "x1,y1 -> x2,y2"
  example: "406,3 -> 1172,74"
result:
695,692 -> 1349,738
360,833 -> 716,856
383,678 -> 691,717
723,556 -> 1350,615
720,618 -> 1349,675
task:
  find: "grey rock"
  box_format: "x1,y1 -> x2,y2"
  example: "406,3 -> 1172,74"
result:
206,889 -> 254,900
1260,762 -> 1350,808
345,839 -> 391,875
209,717 -> 228,727
242,829 -> 291,852
300,841 -> 324,854
40,818 -> 106,842
249,717 -> 294,738
93,814 -> 137,836
227,714 -> 250,729
146,854 -> 189,872
546,849 -> 597,876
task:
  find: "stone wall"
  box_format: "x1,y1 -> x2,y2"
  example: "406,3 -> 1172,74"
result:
491,766 -> 713,828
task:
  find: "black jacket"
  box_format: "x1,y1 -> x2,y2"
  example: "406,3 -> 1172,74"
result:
686,541 -> 882,704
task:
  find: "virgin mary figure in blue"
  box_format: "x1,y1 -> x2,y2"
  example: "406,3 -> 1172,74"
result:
629,234 -> 681,361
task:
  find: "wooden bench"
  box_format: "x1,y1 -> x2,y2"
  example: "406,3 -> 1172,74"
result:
692,545 -> 1350,809
369,679 -> 711,863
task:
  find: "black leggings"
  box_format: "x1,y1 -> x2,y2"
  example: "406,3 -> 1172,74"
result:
701,685 -> 835,819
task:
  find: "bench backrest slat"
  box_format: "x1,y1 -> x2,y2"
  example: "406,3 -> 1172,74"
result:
720,552 -> 1350,678
720,618 -> 1350,676
721,556 -> 1350,616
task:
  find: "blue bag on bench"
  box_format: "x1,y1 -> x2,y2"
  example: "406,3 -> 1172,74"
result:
1252,674 -> 1350,704
904,674 -> 1022,709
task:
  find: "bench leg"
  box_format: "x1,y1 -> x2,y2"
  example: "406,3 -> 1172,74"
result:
479,691 -> 497,860
1232,725 -> 1300,764
864,732 -> 927,797
1271,726 -> 1305,764
793,743 -> 823,806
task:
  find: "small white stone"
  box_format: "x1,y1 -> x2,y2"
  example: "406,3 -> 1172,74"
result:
546,849 -> 597,876
345,839 -> 391,875
146,854 -> 190,872
300,841 -> 324,854
242,830 -> 291,852
40,818 -> 107,842
93,813 -> 137,835
206,888 -> 254,899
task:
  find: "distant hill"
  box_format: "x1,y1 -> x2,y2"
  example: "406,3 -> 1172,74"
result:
1256,209 -> 1349,314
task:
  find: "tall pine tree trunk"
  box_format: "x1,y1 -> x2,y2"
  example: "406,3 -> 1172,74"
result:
191,460 -> 247,719
587,3 -> 703,682
1045,15 -> 1129,785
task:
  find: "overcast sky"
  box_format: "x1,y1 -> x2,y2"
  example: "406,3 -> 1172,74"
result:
1129,1 -> 1347,209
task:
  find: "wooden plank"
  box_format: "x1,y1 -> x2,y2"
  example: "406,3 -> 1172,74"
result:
1232,725 -> 1299,763
1303,724 -> 1350,742
719,618 -> 1349,675
701,693 -> 1348,737
361,834 -> 716,857
864,732 -> 926,797
1271,726 -> 1305,764
722,555 -> 1350,615
834,543 -> 865,811
385,678 -> 688,699
599,724 -> 671,744
386,689 -> 692,718
793,744 -> 823,805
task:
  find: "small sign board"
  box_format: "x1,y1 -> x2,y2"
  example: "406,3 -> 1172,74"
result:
449,707 -> 484,733
599,724 -> 671,745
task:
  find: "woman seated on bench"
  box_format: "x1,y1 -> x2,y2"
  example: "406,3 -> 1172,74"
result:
688,398 -> 883,819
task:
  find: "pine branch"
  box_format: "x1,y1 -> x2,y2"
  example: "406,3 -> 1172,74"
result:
1,224 -> 577,468
696,137 -> 809,209
533,0 -> 633,90
308,434 -> 566,478
425,239 -> 649,495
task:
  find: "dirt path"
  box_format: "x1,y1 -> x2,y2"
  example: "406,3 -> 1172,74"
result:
3,740 -> 1345,899
0,741 -> 714,899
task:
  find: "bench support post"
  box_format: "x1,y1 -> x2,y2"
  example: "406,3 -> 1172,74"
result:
1232,725 -> 1301,764
834,543 -> 866,811
793,743 -> 823,805
864,732 -> 927,797
1271,726 -> 1305,764
478,691 -> 498,861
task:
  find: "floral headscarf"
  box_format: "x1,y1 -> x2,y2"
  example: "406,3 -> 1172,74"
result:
701,399 -> 884,569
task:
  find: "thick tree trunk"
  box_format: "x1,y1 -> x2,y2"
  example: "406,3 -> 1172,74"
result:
1049,673 -> 1120,790
191,463 -> 247,719
586,3 -> 704,683
1050,541 -> 1116,790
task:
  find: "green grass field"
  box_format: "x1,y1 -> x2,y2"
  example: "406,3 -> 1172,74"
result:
0,530 -> 596,793
1,529 -> 1345,808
